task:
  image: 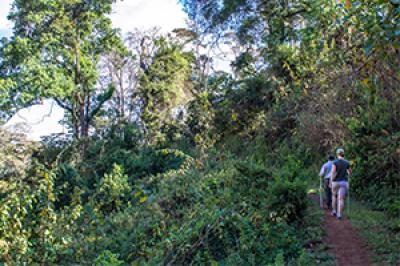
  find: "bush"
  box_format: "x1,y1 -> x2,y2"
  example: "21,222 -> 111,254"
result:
94,164 -> 131,213
347,91 -> 400,217
2,130 -> 312,265
267,177 -> 307,224
95,250 -> 124,266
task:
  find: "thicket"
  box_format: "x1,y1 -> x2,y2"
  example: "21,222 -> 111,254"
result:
1,126 -> 316,265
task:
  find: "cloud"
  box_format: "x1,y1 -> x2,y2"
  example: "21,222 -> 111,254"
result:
4,100 -> 66,141
110,0 -> 187,33
0,0 -> 12,37
0,28 -> 11,38
0,0 -> 187,36
0,0 -> 13,28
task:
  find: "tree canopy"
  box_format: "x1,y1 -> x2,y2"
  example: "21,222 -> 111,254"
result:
0,0 -> 123,138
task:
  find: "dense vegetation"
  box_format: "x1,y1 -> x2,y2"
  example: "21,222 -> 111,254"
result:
0,0 -> 399,264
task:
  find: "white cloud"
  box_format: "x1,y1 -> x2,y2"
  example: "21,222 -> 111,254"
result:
0,0 -> 187,36
0,0 -> 13,32
4,100 -> 66,141
111,0 -> 187,33
0,0 -> 12,38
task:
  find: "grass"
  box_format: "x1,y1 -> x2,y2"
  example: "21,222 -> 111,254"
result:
347,201 -> 400,265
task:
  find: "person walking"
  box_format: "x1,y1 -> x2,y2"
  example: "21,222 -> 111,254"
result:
331,148 -> 352,220
319,155 -> 335,209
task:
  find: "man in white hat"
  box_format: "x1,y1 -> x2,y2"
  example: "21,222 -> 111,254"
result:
331,148 -> 352,220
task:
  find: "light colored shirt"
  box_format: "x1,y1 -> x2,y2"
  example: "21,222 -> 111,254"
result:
319,161 -> 333,179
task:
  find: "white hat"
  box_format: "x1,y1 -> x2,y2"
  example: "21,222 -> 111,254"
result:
336,148 -> 345,155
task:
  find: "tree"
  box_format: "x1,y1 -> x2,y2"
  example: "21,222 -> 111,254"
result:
138,36 -> 195,144
96,28 -> 162,133
0,127 -> 36,180
0,0 -> 124,139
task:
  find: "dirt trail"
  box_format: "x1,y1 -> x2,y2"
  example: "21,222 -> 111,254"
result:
312,195 -> 374,266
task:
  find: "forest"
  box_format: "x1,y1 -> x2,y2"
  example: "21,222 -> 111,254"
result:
0,0 -> 399,265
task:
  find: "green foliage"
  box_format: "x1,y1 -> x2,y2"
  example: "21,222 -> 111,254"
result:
43,128 -> 188,197
0,164 -> 68,264
217,76 -> 275,137
95,250 -> 125,266
139,37 -> 194,144
348,201 -> 400,265
187,91 -> 218,158
53,163 -> 80,208
1,139 -> 313,265
267,178 -> 307,224
1,0 -> 399,264
347,83 -> 400,217
0,128 -> 37,179
94,164 -> 130,212
0,0 -> 124,138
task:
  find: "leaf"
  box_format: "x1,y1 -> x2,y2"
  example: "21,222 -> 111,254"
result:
139,196 -> 148,203
231,113 -> 238,121
364,42 -> 374,55
361,78 -> 369,86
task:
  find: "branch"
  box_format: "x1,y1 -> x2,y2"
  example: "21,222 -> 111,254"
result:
284,8 -> 307,19
54,97 -> 73,113
14,101 -> 55,126
88,84 -> 115,121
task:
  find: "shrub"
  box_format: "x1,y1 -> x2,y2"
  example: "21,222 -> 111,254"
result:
94,164 -> 131,213
267,177 -> 307,224
347,92 -> 400,217
95,250 -> 124,266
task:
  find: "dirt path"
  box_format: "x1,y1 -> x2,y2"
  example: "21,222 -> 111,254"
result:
312,195 -> 374,266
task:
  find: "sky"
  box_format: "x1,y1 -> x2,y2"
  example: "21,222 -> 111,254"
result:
1,0 -> 189,140
0,0 -> 12,36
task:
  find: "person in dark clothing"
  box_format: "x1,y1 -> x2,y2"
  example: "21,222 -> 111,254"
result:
319,155 -> 335,209
331,148 -> 352,220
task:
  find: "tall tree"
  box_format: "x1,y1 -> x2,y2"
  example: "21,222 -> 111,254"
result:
97,28 -> 162,130
0,0 -> 123,139
138,36 -> 194,143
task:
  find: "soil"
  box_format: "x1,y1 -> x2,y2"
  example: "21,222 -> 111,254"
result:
314,195 -> 375,266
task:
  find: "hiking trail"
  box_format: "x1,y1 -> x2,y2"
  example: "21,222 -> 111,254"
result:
312,195 -> 374,266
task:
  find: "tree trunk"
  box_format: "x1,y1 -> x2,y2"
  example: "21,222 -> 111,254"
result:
79,98 -> 86,138
119,68 -> 125,119
84,92 -> 91,137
